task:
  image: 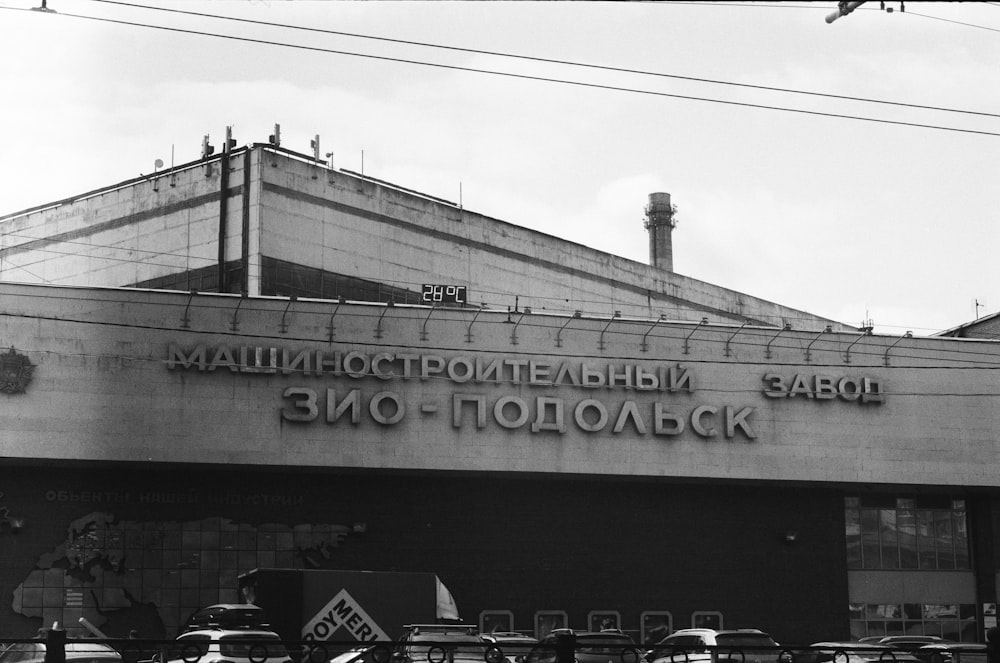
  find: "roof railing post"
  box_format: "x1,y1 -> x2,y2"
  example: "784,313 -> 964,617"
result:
510,308 -> 530,345
420,305 -> 437,341
598,311 -> 621,351
375,301 -> 394,340
465,307 -> 484,344
884,331 -> 913,366
765,323 -> 793,359
844,328 -> 873,363
327,296 -> 345,342
641,314 -> 667,353
724,320 -> 750,357
683,317 -> 709,355
180,289 -> 198,329
229,295 -> 246,332
279,295 -> 297,334
555,311 -> 582,348
805,325 -> 834,363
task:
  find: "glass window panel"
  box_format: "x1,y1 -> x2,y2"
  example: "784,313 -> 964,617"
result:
882,605 -> 902,618
940,622 -> 962,640
880,510 -> 899,569
897,498 -> 915,509
934,511 -> 955,569
862,509 -> 881,569
885,621 -> 905,636
903,604 -> 922,620
849,621 -> 867,640
898,509 -> 918,568
846,497 -> 860,508
846,508 -> 862,569
692,612 -> 722,630
642,612 -> 672,645
481,611 -> 513,634
953,512 -> 970,569
917,510 -> 937,569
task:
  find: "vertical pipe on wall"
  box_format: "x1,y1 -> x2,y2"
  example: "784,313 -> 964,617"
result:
217,147 -> 230,293
241,149 -> 251,297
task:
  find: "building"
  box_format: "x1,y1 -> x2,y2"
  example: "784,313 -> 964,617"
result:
0,139 -> 997,646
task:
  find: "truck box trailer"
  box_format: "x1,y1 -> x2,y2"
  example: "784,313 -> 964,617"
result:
237,569 -> 460,646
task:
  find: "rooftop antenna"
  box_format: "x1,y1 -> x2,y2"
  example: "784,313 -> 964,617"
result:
975,299 -> 985,320
310,134 -> 320,162
31,0 -> 56,12
859,310 -> 874,334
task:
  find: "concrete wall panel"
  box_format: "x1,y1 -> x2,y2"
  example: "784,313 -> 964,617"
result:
0,283 -> 996,488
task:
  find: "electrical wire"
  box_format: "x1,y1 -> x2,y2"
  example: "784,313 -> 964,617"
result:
84,0 -> 1000,121
5,287 -> 1000,373
0,228 -> 899,333
4,5 -> 999,137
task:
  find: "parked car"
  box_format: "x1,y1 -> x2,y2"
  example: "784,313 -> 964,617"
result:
524,629 -> 639,663
807,641 -> 922,663
395,624 -> 498,663
0,641 -> 123,663
867,639 -> 954,653
916,643 -> 987,663
164,627 -> 293,663
645,629 -> 789,663
481,633 -> 538,663
184,604 -> 270,632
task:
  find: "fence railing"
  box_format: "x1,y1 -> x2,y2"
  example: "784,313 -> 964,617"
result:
6,629 -> 991,663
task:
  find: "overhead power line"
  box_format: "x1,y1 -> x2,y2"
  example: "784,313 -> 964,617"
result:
6,5 -> 1000,138
85,0 -> 1000,121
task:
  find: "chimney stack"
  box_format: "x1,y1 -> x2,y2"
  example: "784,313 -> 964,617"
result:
644,192 -> 676,271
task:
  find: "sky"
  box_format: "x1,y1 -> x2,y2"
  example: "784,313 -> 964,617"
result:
1,0 -> 998,336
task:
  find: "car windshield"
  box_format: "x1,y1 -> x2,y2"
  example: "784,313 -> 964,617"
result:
0,644 -> 47,663
576,635 -> 634,655
714,635 -> 778,649
219,634 -> 289,658
0,643 -> 119,663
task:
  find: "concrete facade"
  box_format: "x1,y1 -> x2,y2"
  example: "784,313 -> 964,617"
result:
0,283 -> 996,486
0,145 -> 852,331
0,144 -> 992,647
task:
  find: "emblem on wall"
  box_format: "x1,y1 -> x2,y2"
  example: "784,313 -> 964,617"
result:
0,347 -> 34,394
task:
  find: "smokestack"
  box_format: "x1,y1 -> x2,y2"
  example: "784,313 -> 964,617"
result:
644,192 -> 676,271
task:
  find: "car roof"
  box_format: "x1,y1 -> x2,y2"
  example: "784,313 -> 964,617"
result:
920,644 -> 986,650
179,628 -> 283,638
405,625 -> 479,635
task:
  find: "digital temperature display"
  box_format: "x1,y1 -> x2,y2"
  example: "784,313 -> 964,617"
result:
421,284 -> 468,305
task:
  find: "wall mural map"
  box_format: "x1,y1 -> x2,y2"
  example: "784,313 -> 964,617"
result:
13,511 -> 351,636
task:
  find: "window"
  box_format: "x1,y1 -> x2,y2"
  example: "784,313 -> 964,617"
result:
480,611 -> 514,634
588,611 -> 621,632
844,497 -> 969,570
534,611 -> 567,639
641,612 -> 672,645
848,603 -> 977,642
691,612 -> 722,630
